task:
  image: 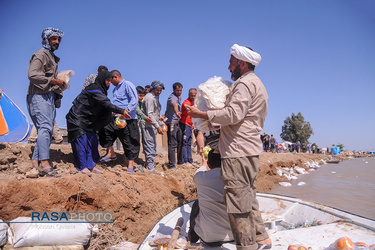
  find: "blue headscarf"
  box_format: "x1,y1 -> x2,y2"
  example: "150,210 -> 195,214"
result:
41,27 -> 64,51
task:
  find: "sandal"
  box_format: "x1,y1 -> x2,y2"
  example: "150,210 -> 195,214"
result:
183,162 -> 193,168
146,168 -> 162,175
39,168 -> 61,178
80,168 -> 92,177
126,168 -> 134,175
192,162 -> 200,168
91,168 -> 102,174
100,156 -> 117,163
137,165 -> 144,172
257,243 -> 272,250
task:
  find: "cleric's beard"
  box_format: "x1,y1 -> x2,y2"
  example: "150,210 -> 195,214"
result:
231,64 -> 241,81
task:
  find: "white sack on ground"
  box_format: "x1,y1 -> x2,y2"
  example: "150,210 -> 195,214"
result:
192,76 -> 232,133
0,219 -> 7,246
7,217 -> 92,248
57,70 -> 75,91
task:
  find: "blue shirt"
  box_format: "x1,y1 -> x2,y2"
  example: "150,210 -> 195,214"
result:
165,93 -> 181,124
113,80 -> 138,119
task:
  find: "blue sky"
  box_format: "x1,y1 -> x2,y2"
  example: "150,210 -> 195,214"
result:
0,0 -> 374,151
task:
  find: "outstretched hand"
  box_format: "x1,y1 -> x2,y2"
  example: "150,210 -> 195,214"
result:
185,105 -> 207,119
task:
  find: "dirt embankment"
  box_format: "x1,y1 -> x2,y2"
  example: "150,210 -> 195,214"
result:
0,143 -> 342,248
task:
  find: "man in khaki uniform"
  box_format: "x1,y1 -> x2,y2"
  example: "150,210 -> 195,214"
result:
186,44 -> 271,250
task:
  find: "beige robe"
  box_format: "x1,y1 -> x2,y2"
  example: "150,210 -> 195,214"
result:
207,71 -> 268,158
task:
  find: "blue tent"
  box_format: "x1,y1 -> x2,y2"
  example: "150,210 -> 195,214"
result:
0,90 -> 31,143
332,147 -> 341,155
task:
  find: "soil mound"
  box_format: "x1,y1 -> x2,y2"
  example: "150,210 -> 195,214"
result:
0,143 -> 332,248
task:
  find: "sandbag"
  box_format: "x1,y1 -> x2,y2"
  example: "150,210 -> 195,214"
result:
192,76 -> 232,133
7,217 -> 92,248
0,219 -> 8,246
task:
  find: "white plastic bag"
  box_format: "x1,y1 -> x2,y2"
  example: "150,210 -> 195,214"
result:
0,219 -> 7,246
57,70 -> 75,91
8,217 -> 92,248
279,182 -> 292,187
192,76 -> 232,133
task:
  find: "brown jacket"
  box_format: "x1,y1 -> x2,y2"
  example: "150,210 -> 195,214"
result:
27,48 -> 63,107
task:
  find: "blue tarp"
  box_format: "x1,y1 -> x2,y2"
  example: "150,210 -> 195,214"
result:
0,91 -> 30,143
332,147 -> 341,155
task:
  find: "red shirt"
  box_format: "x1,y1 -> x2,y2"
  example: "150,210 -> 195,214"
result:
180,98 -> 193,127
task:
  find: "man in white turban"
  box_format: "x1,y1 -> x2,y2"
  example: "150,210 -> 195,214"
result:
186,44 -> 272,249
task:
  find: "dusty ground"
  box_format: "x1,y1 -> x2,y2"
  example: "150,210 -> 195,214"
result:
0,143 -> 342,249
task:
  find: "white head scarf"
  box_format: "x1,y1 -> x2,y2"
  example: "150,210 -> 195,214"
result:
230,44 -> 261,67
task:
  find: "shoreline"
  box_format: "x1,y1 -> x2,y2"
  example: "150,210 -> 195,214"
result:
0,142 -> 369,248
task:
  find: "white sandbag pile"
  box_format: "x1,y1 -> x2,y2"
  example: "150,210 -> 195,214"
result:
7,217 -> 92,248
0,219 -> 7,247
276,164 -> 310,187
193,76 -> 232,133
304,160 -> 320,169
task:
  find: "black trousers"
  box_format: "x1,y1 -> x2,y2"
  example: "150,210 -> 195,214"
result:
98,118 -> 140,160
166,123 -> 183,168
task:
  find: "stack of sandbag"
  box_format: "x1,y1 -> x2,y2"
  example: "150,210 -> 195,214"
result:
0,219 -> 8,247
193,76 -> 232,133
7,217 -> 92,248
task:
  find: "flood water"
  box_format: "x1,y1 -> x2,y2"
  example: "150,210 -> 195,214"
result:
268,156 -> 375,220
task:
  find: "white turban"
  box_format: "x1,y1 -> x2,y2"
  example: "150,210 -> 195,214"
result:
230,44 -> 261,67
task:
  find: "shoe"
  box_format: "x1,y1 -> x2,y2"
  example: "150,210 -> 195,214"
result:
126,168 -> 134,175
168,167 -> 178,172
91,168 -> 102,174
81,168 -> 92,177
100,156 -> 117,162
39,168 -> 61,178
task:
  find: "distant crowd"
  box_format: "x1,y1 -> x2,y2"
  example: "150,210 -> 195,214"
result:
260,132 -> 320,154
